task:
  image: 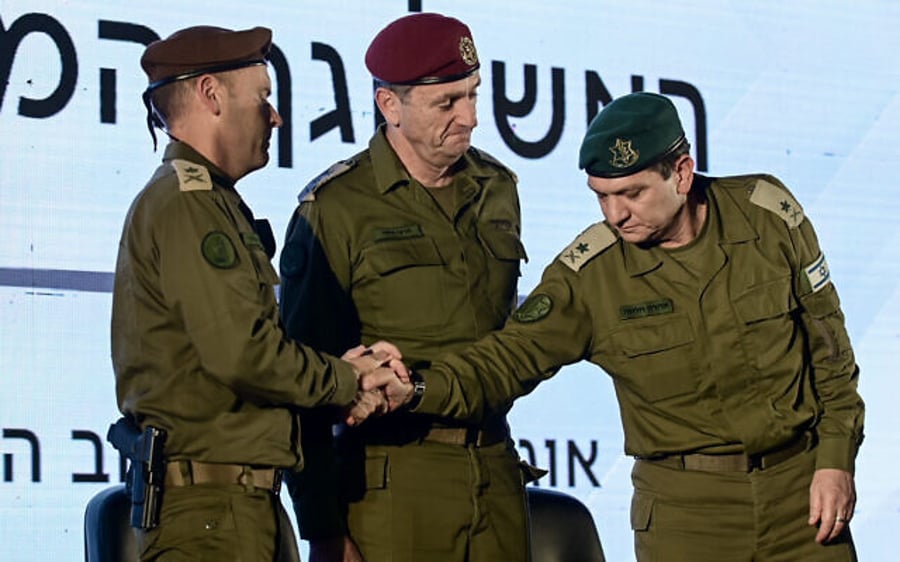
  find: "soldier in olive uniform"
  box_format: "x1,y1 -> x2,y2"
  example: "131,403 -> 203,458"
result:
278,13 -> 533,562
112,26 -> 400,561
368,92 -> 865,561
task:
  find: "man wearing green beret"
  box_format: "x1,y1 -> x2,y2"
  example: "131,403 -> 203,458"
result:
278,11 -> 534,562
111,25 -> 403,561
368,91 -> 864,560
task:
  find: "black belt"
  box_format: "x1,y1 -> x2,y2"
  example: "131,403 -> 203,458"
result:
640,432 -> 814,473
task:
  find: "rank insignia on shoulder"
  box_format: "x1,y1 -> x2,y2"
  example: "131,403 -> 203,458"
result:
804,252 -> 831,293
557,222 -> 617,272
202,231 -> 238,269
512,293 -> 553,323
298,159 -> 357,203
171,159 -> 213,192
749,179 -> 804,228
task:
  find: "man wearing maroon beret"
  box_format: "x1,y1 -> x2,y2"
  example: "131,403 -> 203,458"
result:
111,25 -> 404,561
279,12 -> 534,562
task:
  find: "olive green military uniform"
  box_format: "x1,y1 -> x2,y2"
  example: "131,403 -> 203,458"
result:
279,127 -> 530,561
417,174 -> 864,561
112,141 -> 359,560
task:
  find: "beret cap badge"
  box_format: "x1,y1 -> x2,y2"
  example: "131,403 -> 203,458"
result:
459,36 -> 478,66
609,138 -> 640,169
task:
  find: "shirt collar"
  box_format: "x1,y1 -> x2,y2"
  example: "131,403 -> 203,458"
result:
162,141 -> 235,189
619,175 -> 757,276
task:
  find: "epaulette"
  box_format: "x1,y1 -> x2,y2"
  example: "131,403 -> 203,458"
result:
171,159 -> 213,192
557,222 -> 617,272
469,147 -> 518,184
298,158 -> 358,203
748,177 -> 804,228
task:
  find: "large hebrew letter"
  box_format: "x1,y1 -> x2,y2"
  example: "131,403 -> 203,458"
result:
97,20 -> 158,124
72,430 -> 109,483
492,61 -> 565,159
310,42 -> 353,145
2,428 -> 41,482
0,13 -> 77,118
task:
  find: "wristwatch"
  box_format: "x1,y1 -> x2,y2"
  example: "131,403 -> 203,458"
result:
407,370 -> 426,410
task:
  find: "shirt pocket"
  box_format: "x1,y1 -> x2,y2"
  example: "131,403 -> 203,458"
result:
361,238 -> 448,333
732,275 -> 796,324
608,313 -> 697,402
478,228 -> 528,264
732,276 -> 799,367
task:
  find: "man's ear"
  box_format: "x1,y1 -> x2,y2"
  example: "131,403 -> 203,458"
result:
675,154 -> 695,195
375,87 -> 400,127
195,74 -> 223,115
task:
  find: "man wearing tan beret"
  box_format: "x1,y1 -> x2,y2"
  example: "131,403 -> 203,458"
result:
279,12 -> 535,562
111,25 -> 405,561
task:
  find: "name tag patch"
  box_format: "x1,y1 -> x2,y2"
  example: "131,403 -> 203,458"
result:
619,298 -> 674,320
374,224 -> 424,242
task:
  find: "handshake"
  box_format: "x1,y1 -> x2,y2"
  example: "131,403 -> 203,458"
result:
340,341 -> 417,426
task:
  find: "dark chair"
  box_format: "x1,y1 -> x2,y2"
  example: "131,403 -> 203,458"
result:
527,487 -> 606,562
83,484 -> 300,562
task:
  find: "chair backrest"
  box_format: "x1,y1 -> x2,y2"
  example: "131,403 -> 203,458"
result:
527,487 -> 606,562
83,485 -> 136,562
83,484 -> 301,562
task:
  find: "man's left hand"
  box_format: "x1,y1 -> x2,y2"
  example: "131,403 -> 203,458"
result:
808,468 -> 856,544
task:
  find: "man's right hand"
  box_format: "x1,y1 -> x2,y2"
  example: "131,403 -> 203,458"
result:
357,367 -> 414,413
309,535 -> 364,562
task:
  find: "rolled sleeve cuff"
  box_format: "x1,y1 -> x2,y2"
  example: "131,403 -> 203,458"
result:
815,436 -> 859,474
329,361 -> 359,407
412,368 -> 451,414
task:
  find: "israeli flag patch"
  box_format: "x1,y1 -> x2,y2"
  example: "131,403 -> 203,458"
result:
804,252 -> 831,293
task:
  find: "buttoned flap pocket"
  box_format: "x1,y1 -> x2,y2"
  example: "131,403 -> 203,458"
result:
365,452 -> 389,490
365,237 -> 445,276
733,276 -> 796,324
799,283 -> 840,318
611,314 -> 694,358
630,490 -> 655,532
478,228 -> 528,262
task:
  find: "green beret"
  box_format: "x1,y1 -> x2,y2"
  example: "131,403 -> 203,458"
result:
579,92 -> 685,178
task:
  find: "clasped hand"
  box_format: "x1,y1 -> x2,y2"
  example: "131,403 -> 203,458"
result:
341,342 -> 414,426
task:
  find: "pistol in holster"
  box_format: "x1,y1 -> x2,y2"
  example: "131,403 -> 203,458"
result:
107,416 -> 168,529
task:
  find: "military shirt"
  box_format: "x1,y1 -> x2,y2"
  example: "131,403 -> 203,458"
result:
111,141 -> 358,471
418,174 -> 864,473
279,127 -> 526,538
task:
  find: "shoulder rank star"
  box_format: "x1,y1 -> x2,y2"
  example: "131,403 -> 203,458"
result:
780,199 -> 802,224
565,242 -> 590,263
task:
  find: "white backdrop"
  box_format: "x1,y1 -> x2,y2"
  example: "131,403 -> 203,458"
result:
1,1 -> 897,560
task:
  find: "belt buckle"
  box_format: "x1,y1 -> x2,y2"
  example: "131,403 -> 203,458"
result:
746,454 -> 762,472
271,469 -> 282,495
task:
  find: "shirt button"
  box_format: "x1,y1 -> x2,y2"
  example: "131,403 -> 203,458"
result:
205,520 -> 218,530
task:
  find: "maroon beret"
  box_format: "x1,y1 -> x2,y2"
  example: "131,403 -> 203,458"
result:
141,25 -> 272,89
365,13 -> 480,85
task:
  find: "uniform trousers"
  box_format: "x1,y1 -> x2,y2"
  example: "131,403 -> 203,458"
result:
631,446 -> 857,561
137,484 -> 291,561
343,439 -> 530,562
